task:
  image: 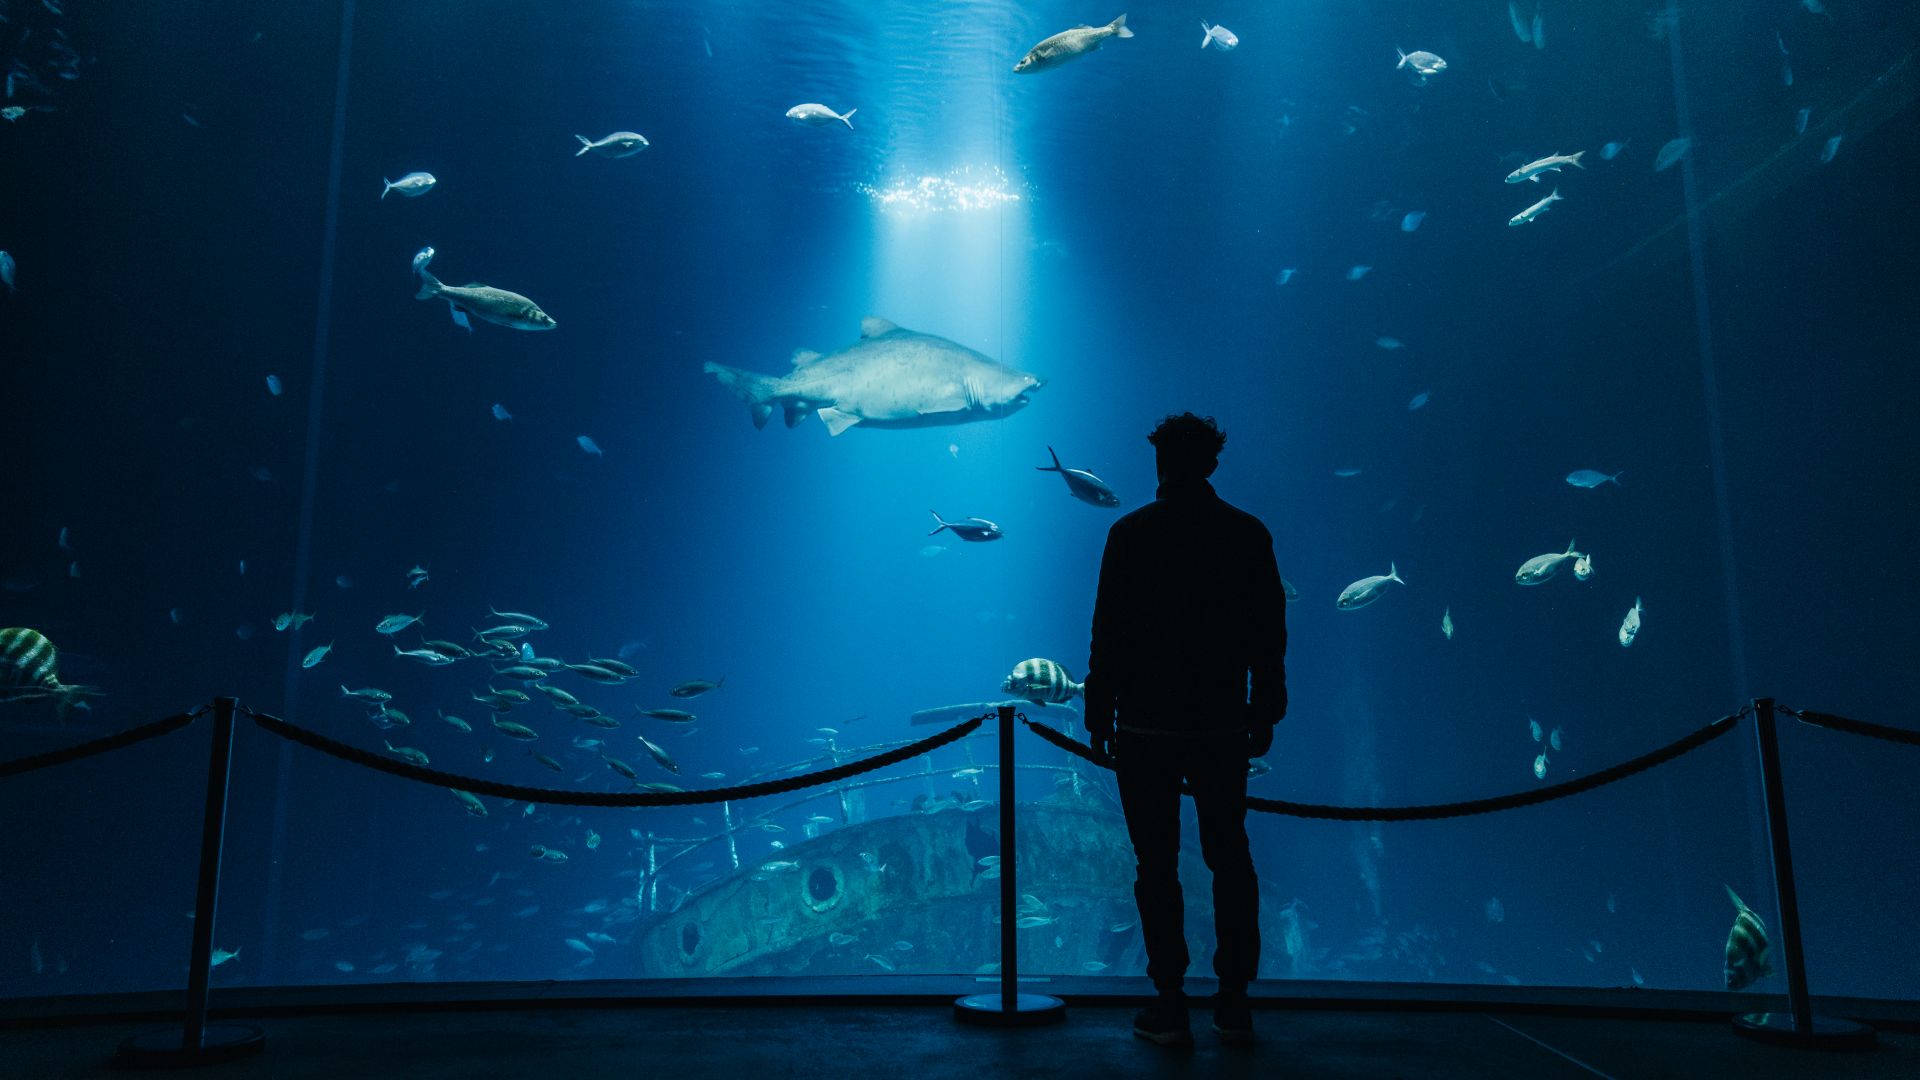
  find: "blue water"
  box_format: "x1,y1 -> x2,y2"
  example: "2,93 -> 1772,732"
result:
2,0 -> 1916,1002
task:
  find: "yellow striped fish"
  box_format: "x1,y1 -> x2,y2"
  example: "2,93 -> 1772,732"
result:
0,627 -> 103,720
1001,658 -> 1083,705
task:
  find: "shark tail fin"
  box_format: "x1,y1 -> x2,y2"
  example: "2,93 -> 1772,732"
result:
704,362 -> 781,430
1109,13 -> 1132,38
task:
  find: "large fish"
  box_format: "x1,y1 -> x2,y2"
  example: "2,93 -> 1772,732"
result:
1015,14 -> 1133,73
704,317 -> 1043,436
1036,446 -> 1120,507
413,249 -> 555,332
1002,658 -> 1084,704
0,627 -> 104,719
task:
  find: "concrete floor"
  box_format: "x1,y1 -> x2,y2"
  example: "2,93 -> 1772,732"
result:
1,1002 -> 1907,1080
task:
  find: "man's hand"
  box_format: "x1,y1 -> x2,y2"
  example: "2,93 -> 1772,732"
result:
1247,724 -> 1274,759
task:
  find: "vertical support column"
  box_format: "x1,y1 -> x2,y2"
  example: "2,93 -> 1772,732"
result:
117,699 -> 266,1065
1732,698 -> 1874,1049
722,800 -> 740,870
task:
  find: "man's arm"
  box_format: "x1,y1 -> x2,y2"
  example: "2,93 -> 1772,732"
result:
1247,526 -> 1288,730
1084,524 -> 1126,752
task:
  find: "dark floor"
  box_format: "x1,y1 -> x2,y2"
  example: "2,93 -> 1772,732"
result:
1,1000 -> 1908,1080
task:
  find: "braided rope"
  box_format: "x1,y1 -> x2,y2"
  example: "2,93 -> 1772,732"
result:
246,708 -> 986,807
0,708 -> 205,780
1023,709 -> 1747,821
1781,706 -> 1920,748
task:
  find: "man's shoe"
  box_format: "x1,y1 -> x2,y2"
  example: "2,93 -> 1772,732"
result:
1211,995 -> 1254,1044
1132,1000 -> 1193,1047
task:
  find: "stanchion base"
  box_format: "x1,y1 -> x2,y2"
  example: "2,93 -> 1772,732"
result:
116,1024 -> 266,1068
954,992 -> 1067,1027
1732,1011 -> 1875,1050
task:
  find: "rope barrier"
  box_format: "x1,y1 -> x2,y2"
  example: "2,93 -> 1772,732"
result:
245,707 -> 986,808
0,708 -> 205,780
1023,708 -> 1749,822
1781,705 -> 1920,748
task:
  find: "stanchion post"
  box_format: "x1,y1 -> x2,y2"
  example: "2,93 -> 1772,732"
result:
117,697 -> 267,1066
954,704 -> 1064,1026
1731,698 -> 1874,1050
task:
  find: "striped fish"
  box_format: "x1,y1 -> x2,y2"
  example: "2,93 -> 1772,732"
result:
1001,658 -> 1083,705
1723,885 -> 1773,991
0,627 -> 103,719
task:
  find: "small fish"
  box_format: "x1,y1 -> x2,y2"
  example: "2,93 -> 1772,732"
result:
529,845 -> 569,864
1395,48 -> 1448,81
302,642 -> 334,668
1083,961 -> 1111,973
761,860 -> 800,873
669,678 -> 724,698
1530,718 -> 1543,742
375,612 -> 423,635
1275,267 -> 1297,285
1337,564 -> 1405,611
488,608 -> 551,631
1573,554 -> 1594,581
1619,597 -> 1644,647
0,107 -> 27,123
1199,21 -> 1238,50
1653,137 -> 1692,172
1566,469 -> 1623,488
573,131 -> 649,157
1400,210 -> 1425,232
210,947 -> 241,968
585,828 -> 601,850
1724,885 -> 1773,990
1533,753 -> 1549,779
1441,607 -> 1454,640
1506,151 -> 1585,184
1782,62 -> 1793,87
565,938 -> 595,955
1347,265 -> 1372,281
1036,446 -> 1120,507
565,663 -> 624,683
602,754 -> 637,780
636,733 -> 680,773
829,932 -> 858,947
491,403 -> 513,421
1014,14 -> 1132,74
265,374 -> 283,396
1014,916 -> 1056,929
532,753 -> 563,771
1516,541 -> 1581,584
438,710 -> 473,733
577,435 -> 603,456
636,708 -> 697,723
1282,578 -> 1299,603
1549,727 -> 1563,751
394,646 -> 455,666
413,248 -> 555,332
1532,10 -> 1546,49
865,953 -> 896,971
1333,468 -> 1363,478
929,511 -> 1002,542
381,171 -> 437,199
1508,1 -> 1533,43
1601,140 -> 1628,160
491,718 -> 539,740
784,104 -> 856,129
1508,187 -> 1564,227
1794,107 -> 1811,135
534,684 -> 580,706
1408,392 -> 1430,410
383,740 -> 429,766
1820,133 -> 1843,163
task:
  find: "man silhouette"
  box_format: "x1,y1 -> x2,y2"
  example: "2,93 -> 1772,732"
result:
1084,413 -> 1287,1047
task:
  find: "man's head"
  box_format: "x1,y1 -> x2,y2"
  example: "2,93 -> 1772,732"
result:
1148,412 -> 1226,484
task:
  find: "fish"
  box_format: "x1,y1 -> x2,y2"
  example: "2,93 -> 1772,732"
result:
636,733 -> 680,774
602,754 -> 637,780
585,828 -> 601,850
1573,554 -> 1594,581
530,845 -> 569,864
582,714 -> 621,729
705,316 -> 1042,435
1601,140 -> 1628,160
1820,134 -> 1843,163
1199,21 -> 1238,50
265,374 -> 283,396
0,108 -> 28,124
1014,14 -> 1132,73
636,708 -> 697,723
488,608 -> 550,631
1347,265 -> 1372,280
210,947 -> 241,967
1529,718 -> 1543,742
1506,151 -> 1585,183
340,685 -> 393,705
577,435 -> 603,456
1014,916 -> 1056,929
829,932 -> 858,947
1566,469 -> 1623,488
0,627 -> 104,717
1441,607 -> 1454,641
1724,885 -> 1773,990
1794,107 -> 1811,135
1532,10 -> 1546,49
1395,49 -> 1448,81
1549,727 -> 1563,751
1275,268 -> 1297,285
1515,541 -> 1582,585
437,710 -> 473,733
1334,468 -> 1363,478
375,612 -> 423,635
564,663 -> 625,683
405,564 -> 429,589
1001,658 -> 1084,704
1508,1 -> 1533,43
381,171 -> 436,199
533,684 -> 580,706
491,718 -> 539,740
1619,597 -> 1644,647
670,678 -> 724,698
929,511 -> 1002,542
865,953 -> 896,971
302,642 -> 334,668
1408,392 -> 1430,410
412,248 -> 555,331
1036,446 -> 1120,507
585,657 -> 638,677
565,938 -> 595,955
1533,753 -> 1549,779
1282,578 -> 1299,603
1336,564 -> 1405,611
448,788 -> 487,817
394,646 -> 455,666
784,104 -> 856,129
1508,187 -> 1564,226
422,640 -> 471,659
491,403 -> 513,421
1653,137 -> 1692,172
573,131 -> 649,157
1400,211 -> 1425,232
383,740 -> 430,766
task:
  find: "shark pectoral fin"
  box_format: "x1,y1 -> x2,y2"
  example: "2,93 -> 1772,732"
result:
750,403 -> 773,429
817,407 -> 861,436
859,316 -> 900,339
782,402 -> 813,428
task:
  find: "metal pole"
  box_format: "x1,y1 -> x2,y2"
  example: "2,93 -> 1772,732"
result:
117,698 -> 265,1065
1731,698 -> 1874,1048
722,800 -> 739,870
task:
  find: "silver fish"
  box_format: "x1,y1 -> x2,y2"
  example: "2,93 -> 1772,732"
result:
573,131 -> 648,158
670,678 -> 723,698
1515,541 -> 1581,585
1014,14 -> 1132,73
374,612 -> 423,635
393,645 -> 455,666
1508,187 -> 1564,226
1619,597 -> 1644,647
929,511 -> 1002,541
1036,446 -> 1120,507
1336,564 -> 1405,611
1506,151 -> 1585,184
636,733 -> 680,774
413,249 -> 554,331
784,104 -> 855,129
381,171 -> 436,199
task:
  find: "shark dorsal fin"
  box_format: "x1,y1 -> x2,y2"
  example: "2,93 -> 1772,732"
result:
791,349 -> 823,367
860,316 -> 900,339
